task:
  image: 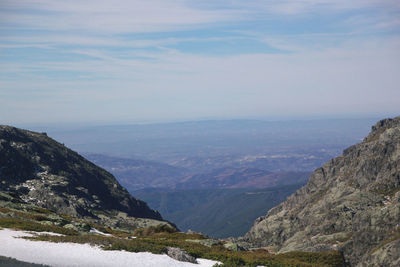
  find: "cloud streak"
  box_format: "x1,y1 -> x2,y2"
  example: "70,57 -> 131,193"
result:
0,0 -> 399,124
2,0 -> 399,33
1,0 -> 238,33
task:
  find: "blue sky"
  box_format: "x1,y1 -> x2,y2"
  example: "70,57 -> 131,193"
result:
1,0 -> 399,124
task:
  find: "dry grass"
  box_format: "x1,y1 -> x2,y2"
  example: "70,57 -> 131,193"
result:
27,226 -> 343,267
0,217 -> 77,235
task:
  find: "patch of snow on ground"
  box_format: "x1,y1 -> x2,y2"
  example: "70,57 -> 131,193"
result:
30,231 -> 65,236
89,228 -> 112,236
0,229 -> 219,267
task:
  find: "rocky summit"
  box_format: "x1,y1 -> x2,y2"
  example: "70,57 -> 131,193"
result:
0,125 -> 164,228
244,116 -> 400,266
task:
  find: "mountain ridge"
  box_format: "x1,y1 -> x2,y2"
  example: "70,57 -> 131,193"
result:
243,116 -> 400,266
0,125 -> 165,228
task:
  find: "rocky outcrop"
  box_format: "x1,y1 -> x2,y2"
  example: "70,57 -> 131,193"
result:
165,247 -> 197,263
244,117 -> 400,266
0,125 -> 163,226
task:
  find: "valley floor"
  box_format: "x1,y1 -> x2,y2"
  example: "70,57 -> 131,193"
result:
0,229 -> 218,267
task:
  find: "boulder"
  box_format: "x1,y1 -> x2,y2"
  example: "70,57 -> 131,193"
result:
165,247 -> 197,263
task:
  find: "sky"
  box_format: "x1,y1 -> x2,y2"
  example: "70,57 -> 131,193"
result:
1,0 -> 399,125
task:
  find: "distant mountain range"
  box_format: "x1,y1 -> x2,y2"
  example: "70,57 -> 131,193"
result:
39,118 -> 377,173
84,154 -> 189,190
84,154 -> 310,190
175,168 -> 310,189
84,152 -> 310,239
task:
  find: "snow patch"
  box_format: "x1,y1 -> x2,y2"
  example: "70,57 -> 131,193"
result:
89,228 -> 112,236
30,231 -> 65,237
0,229 -> 218,267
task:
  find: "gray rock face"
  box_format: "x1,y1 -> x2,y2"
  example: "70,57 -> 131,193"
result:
244,117 -> 400,266
0,125 -> 163,224
166,247 -> 197,263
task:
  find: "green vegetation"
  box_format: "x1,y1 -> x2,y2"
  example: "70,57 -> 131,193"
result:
0,191 -> 343,266
133,224 -> 178,236
0,218 -> 77,236
27,229 -> 343,267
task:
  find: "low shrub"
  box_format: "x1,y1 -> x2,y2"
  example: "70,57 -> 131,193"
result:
0,217 -> 77,235
133,224 -> 177,237
17,223 -> 342,267
30,207 -> 52,214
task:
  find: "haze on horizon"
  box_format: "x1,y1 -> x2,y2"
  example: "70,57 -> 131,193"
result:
1,0 -> 399,125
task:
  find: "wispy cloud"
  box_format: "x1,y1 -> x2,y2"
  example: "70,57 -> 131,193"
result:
1,0 -> 238,33
2,0 -> 399,33
0,0 -> 399,123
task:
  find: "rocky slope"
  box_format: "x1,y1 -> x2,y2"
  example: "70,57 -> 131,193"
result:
244,117 -> 400,266
0,125 -> 164,228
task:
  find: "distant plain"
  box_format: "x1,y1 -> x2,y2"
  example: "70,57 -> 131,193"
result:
27,118 -> 379,237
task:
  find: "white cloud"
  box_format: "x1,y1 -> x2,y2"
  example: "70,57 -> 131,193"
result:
1,0 -> 238,33
1,36 -> 399,123
1,0 -> 399,123
2,0 -> 399,33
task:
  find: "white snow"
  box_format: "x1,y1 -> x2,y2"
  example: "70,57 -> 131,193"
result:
0,229 -> 219,267
89,228 -> 112,236
30,231 -> 65,236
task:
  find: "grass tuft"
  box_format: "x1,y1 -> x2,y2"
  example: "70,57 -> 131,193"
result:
0,218 -> 77,235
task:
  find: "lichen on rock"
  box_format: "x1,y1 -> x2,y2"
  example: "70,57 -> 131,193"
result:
243,116 -> 400,266
0,125 -> 168,231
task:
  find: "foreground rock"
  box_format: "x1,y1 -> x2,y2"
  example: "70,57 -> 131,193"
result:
0,125 -> 166,230
244,116 -> 400,266
166,247 -> 197,263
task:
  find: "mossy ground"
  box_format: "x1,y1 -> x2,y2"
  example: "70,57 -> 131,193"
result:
24,227 -> 342,267
0,193 -> 343,267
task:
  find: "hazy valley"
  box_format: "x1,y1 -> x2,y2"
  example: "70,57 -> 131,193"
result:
1,116 -> 399,266
31,118 -> 379,238
3,0 -> 399,265
133,185 -> 303,238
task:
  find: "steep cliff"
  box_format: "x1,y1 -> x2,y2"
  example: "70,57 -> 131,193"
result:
0,125 -> 163,225
244,117 -> 400,266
